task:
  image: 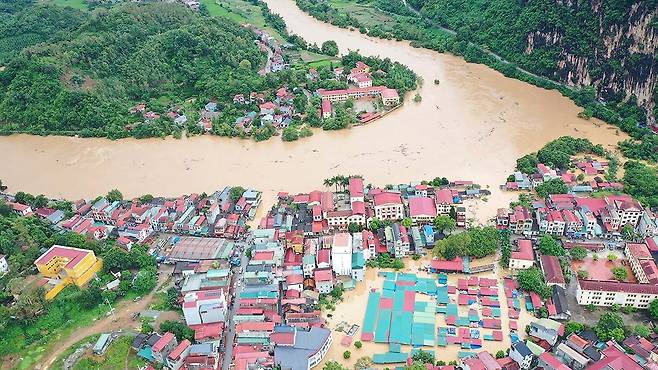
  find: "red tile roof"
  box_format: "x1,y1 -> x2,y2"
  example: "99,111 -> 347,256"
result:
435,189 -> 453,204
578,279 -> 658,294
588,342 -> 643,370
539,352 -> 570,370
540,255 -> 565,285
409,197 -> 437,217
430,257 -> 464,272
511,239 -> 534,261
349,177 -> 364,198
236,321 -> 275,332
152,332 -> 175,352
627,243 -> 653,259
373,192 -> 401,206
167,339 -> 190,360
314,268 -> 333,282
34,245 -> 94,270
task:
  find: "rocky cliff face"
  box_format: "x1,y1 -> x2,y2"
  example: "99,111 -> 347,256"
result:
525,0 -> 657,122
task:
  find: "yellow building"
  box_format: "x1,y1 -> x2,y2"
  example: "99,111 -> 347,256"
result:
34,245 -> 103,299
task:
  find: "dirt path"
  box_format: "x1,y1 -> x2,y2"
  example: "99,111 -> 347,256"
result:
37,265 -> 174,370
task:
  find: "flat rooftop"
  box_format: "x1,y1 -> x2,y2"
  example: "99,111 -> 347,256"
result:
166,236 -> 231,261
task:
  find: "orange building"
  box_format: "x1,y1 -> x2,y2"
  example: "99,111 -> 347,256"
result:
34,245 -> 103,299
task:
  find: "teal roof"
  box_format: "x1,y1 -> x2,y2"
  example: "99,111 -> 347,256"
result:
303,254 -> 315,265
207,268 -> 230,279
352,251 -> 365,269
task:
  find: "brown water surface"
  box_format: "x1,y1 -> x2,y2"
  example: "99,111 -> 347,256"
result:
0,0 -> 626,222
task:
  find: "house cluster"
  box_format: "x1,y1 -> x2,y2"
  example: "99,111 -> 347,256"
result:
459,298 -> 658,370
134,249 -> 245,368
460,325 -> 658,370
232,86 -> 296,131
503,160 -> 622,193
132,331 -> 220,370
129,103 -> 188,127
227,226 -> 333,370
496,193 -> 655,239
316,60 -> 401,122
252,29 -> 289,74
4,187 -> 260,249
258,178 -> 478,258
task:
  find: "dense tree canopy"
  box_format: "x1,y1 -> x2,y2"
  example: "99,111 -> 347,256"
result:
0,2 -> 264,138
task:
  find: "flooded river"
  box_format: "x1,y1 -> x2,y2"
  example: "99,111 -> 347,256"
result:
0,0 -> 626,221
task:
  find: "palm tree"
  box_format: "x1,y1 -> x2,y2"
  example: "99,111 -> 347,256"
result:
323,178 -> 333,189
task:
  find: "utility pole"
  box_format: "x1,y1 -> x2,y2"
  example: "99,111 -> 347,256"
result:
105,297 -> 117,322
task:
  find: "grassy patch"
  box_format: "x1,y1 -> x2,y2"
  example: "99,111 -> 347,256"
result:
50,335 -> 101,370
45,0 -> 88,10
327,0 -> 395,27
202,0 -> 286,41
72,337 -> 146,370
12,304 -> 111,370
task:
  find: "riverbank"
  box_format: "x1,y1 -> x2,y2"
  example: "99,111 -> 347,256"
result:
1,0 -> 628,224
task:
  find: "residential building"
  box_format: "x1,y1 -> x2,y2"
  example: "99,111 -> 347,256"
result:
510,341 -> 533,369
274,327 -> 332,370
166,339 -> 191,370
509,239 -> 534,270
528,318 -> 563,346
537,352 -> 570,370
435,189 -> 453,214
182,289 -> 228,325
352,251 -> 365,282
331,233 -> 352,276
314,268 -> 333,294
554,342 -> 590,370
152,332 -> 178,364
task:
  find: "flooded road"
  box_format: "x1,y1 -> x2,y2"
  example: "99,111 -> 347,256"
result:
0,0 -> 626,221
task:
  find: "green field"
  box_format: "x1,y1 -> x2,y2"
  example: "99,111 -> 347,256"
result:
327,0 -> 395,27
202,0 -> 286,41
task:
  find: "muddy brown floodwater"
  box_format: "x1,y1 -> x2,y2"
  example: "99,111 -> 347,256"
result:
0,0 -> 626,222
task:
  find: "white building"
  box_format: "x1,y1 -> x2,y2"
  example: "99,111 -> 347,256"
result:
182,289 -> 227,326
331,233 -> 353,276
509,239 -> 534,270
576,279 -> 658,308
0,255 -> 8,274
373,192 -> 403,221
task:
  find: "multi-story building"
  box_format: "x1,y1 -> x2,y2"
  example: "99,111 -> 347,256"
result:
373,192 -> 403,220
408,196 -> 437,224
435,189 -> 453,214
509,206 -> 534,235
509,239 -> 534,270
331,233 -> 352,276
624,243 -> 658,284
182,289 -> 228,325
34,245 -> 103,299
576,279 -> 658,308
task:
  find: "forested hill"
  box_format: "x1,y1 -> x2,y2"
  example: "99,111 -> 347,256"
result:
408,0 -> 658,122
0,1 -> 265,138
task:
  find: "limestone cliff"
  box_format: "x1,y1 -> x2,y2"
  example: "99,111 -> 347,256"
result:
524,0 -> 657,122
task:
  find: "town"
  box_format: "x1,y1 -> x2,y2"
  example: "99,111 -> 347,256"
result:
1,163 -> 658,370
